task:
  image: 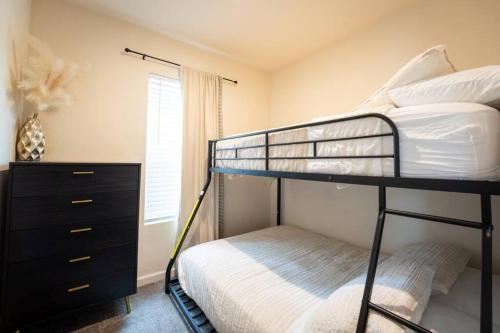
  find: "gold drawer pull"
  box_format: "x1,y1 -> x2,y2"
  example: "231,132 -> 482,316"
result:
72,171 -> 94,175
70,227 -> 92,233
68,283 -> 90,293
71,199 -> 93,204
69,256 -> 91,263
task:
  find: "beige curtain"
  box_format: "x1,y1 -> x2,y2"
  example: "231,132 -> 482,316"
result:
177,66 -> 221,249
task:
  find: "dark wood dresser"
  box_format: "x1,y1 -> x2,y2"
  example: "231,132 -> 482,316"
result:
0,162 -> 141,331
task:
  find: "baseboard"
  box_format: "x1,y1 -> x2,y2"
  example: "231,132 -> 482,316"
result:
137,270 -> 166,287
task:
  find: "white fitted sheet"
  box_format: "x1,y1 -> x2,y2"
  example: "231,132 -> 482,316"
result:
420,267 -> 500,333
215,103 -> 500,180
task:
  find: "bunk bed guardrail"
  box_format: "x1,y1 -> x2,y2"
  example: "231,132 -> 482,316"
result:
165,112 -> 497,333
212,112 -> 401,177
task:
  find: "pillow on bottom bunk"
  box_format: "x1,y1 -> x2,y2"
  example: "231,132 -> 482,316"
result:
309,260 -> 434,333
391,243 -> 471,295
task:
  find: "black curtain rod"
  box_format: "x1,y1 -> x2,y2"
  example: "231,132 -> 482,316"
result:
124,47 -> 238,84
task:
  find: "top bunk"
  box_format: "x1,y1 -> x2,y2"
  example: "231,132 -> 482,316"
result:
210,103 -> 500,195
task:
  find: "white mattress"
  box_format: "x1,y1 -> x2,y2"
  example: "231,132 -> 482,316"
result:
215,103 -> 500,180
178,226 -> 500,333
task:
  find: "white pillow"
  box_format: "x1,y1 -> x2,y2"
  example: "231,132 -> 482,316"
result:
389,65 -> 500,108
391,243 -> 470,295
310,261 -> 434,333
364,45 -> 455,108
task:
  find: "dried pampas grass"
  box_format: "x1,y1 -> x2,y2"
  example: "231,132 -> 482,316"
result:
18,36 -> 86,112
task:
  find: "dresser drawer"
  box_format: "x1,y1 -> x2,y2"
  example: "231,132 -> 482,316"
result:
9,218 -> 137,262
7,244 -> 136,299
10,190 -> 138,230
5,267 -> 136,327
11,164 -> 139,197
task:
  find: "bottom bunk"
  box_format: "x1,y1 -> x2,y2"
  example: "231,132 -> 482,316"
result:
169,225 -> 499,333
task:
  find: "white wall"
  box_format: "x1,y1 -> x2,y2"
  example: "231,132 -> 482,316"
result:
0,0 -> 31,169
271,0 -> 500,125
23,0 -> 500,282
270,0 -> 500,272
30,0 -> 271,285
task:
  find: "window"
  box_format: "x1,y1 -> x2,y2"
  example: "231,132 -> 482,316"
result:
144,74 -> 183,224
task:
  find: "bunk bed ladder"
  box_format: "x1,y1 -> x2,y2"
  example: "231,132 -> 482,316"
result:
356,188 -> 493,333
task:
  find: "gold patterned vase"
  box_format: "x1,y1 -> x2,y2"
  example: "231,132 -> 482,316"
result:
16,113 -> 46,161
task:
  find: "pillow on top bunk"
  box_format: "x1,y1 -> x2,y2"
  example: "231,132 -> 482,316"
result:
309,260 -> 434,333
391,243 -> 471,295
389,65 -> 500,108
364,45 -> 456,108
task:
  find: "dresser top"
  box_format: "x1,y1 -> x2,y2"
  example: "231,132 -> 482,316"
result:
10,162 -> 141,167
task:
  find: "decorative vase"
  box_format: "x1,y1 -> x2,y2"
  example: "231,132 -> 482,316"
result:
16,113 -> 46,161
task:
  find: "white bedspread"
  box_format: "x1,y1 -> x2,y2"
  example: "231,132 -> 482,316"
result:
178,225 -> 372,333
215,103 -> 500,180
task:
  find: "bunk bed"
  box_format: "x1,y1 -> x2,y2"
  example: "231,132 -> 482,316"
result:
165,103 -> 500,333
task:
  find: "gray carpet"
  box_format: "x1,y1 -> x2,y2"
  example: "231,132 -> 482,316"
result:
30,281 -> 190,333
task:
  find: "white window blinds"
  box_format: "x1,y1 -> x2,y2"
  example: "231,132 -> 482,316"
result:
144,74 -> 183,224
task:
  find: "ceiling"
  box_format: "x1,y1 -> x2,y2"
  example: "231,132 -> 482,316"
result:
66,0 -> 419,71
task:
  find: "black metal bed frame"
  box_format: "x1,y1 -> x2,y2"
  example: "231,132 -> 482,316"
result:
165,113 -> 498,333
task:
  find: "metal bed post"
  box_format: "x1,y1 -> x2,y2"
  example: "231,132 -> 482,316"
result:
265,133 -> 269,171
277,178 -> 281,226
165,141 -> 214,294
480,194 -> 493,333
356,186 -> 387,333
